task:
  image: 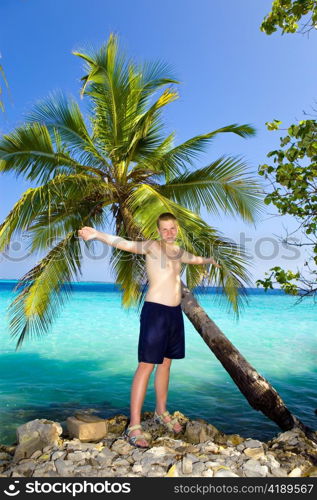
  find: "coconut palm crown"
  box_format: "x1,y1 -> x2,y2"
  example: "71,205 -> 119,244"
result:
0,34 -> 263,349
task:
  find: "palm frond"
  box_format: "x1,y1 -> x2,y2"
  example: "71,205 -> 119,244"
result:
9,232 -> 82,350
0,174 -> 114,251
0,123 -> 104,183
26,91 -> 111,172
158,156 -> 264,222
134,124 -> 256,183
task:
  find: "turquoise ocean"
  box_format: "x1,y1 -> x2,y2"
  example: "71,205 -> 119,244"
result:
0,280 -> 316,445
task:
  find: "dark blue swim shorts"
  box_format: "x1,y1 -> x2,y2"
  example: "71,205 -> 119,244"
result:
138,301 -> 185,364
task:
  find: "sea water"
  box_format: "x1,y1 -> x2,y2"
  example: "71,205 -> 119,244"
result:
0,280 -> 316,445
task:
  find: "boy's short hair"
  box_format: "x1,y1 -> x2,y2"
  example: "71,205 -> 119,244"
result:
156,212 -> 178,228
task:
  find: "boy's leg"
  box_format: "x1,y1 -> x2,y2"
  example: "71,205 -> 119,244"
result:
154,357 -> 182,433
129,361 -> 155,445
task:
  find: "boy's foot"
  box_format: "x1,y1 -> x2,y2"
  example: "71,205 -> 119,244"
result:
123,424 -> 150,448
154,410 -> 183,433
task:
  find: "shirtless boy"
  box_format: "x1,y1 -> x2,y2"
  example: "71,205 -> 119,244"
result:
78,212 -> 220,448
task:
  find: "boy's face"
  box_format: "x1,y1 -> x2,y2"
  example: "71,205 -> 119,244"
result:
157,219 -> 178,243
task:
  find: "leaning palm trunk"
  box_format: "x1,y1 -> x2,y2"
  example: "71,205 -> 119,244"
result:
180,281 -> 316,441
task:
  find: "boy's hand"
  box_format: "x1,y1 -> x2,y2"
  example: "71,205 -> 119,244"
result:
213,262 -> 221,269
78,226 -> 98,241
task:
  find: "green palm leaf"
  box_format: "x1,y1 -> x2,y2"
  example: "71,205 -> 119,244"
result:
0,174 -> 114,252
0,123 -> 103,183
9,232 -> 82,350
26,92 -> 111,172
132,124 -> 256,183
158,155 -> 264,222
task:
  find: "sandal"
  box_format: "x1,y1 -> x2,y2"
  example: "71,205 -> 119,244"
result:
153,410 -> 184,433
123,424 -> 151,449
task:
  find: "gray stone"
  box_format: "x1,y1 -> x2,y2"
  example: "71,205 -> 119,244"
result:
9,460 -> 36,477
96,468 -> 115,477
32,462 -> 56,477
111,439 -> 133,455
144,465 -> 167,477
185,420 -> 218,444
51,451 -> 67,461
244,439 -> 263,449
67,451 -> 89,461
192,462 -> 206,475
112,458 -> 130,467
95,447 -> 117,466
55,459 -> 74,477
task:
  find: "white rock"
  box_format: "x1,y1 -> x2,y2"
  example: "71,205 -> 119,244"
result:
205,461 -> 224,467
202,469 -> 214,477
243,459 -> 269,477
201,442 -> 219,453
270,467 -> 288,477
214,470 -> 239,477
288,467 -> 302,477
132,463 -> 143,473
182,456 -> 193,474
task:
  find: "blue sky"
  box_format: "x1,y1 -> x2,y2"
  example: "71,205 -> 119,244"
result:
0,0 -> 315,283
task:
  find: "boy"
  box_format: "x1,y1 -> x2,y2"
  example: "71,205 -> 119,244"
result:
78,212 -> 220,448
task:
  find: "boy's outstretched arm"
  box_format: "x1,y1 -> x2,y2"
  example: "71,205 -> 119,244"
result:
179,249 -> 221,268
78,226 -> 153,255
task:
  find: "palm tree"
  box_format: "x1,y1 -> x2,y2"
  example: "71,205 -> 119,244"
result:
0,34 -> 314,440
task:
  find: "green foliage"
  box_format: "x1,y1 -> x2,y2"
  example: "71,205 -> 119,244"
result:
256,266 -> 300,295
259,118 -> 317,295
0,34 -> 263,348
261,0 -> 317,35
265,119 -> 282,131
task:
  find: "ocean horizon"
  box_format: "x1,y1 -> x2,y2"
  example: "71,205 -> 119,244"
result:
0,279 -> 316,445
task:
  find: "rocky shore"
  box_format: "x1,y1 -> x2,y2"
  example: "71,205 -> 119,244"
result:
0,411 -> 316,478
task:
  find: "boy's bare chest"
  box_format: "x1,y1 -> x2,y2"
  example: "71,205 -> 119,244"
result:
146,245 -> 182,273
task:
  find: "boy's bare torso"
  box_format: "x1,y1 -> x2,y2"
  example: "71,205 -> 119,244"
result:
144,241 -> 182,307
